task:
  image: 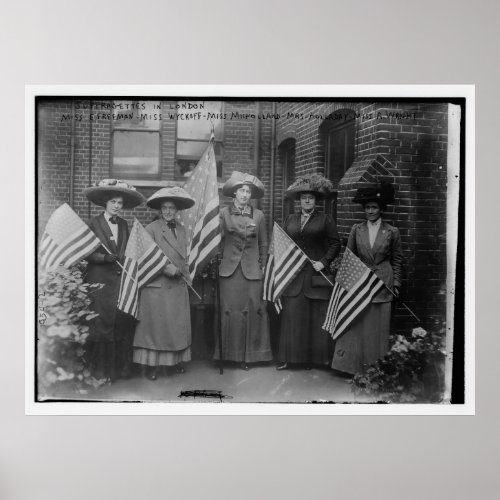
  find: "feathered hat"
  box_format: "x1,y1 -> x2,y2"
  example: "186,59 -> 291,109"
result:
84,179 -> 145,209
352,180 -> 395,206
285,173 -> 334,200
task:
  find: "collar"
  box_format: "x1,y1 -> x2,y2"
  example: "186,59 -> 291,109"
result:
367,218 -> 382,228
103,212 -> 119,223
230,203 -> 253,217
298,209 -> 318,218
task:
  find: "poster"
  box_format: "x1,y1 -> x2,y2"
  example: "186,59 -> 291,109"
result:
27,85 -> 473,415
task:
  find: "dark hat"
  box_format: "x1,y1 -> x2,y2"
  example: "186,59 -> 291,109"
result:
285,173 -> 334,200
222,171 -> 265,199
352,181 -> 395,206
146,186 -> 196,210
84,179 -> 145,209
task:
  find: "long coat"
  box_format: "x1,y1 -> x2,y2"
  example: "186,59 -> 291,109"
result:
331,219 -> 404,374
282,211 -> 341,300
346,220 -> 404,303
85,213 -> 129,342
133,219 -> 191,352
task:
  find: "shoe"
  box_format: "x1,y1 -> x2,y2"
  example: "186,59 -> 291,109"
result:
145,367 -> 157,381
175,365 -> 185,374
240,362 -> 250,371
276,363 -> 288,371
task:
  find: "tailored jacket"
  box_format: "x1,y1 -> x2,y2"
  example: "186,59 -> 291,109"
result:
282,211 -> 341,300
143,218 -> 191,289
85,213 -> 129,342
347,220 -> 404,303
218,205 -> 268,280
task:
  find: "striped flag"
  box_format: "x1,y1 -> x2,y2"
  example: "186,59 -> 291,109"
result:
178,140 -> 221,280
39,203 -> 101,270
263,223 -> 308,313
322,247 -> 385,340
117,218 -> 168,318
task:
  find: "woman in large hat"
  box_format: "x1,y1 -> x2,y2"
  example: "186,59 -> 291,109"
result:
83,179 -> 145,381
276,173 -> 341,370
133,186 -> 195,381
215,171 -> 273,370
331,181 -> 404,374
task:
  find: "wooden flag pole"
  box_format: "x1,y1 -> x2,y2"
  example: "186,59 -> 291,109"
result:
384,285 -> 421,323
100,242 -> 137,284
215,255 -> 224,374
182,277 -> 202,300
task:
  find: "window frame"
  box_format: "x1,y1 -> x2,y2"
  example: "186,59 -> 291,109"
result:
110,100 -> 162,181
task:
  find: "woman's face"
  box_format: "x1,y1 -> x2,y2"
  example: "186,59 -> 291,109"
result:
105,196 -> 124,217
235,185 -> 252,206
161,200 -> 178,222
300,193 -> 316,212
364,202 -> 383,222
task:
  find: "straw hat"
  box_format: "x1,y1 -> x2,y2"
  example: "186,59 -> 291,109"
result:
84,179 -> 145,209
222,171 -> 265,199
146,186 -> 195,210
285,173 -> 333,200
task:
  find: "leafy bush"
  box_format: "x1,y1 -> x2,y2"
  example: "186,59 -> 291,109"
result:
37,264 -> 104,397
351,327 -> 446,403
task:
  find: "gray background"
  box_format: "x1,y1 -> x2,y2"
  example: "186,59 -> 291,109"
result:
1,0 -> 492,499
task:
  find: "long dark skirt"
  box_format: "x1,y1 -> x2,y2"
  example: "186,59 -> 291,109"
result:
331,301 -> 391,375
278,294 -> 334,366
84,309 -> 135,380
214,265 -> 272,363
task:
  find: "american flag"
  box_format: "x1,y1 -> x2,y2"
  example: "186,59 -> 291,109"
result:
263,223 -> 308,313
117,218 -> 168,318
39,203 -> 101,270
178,140 -> 221,280
322,247 -> 385,340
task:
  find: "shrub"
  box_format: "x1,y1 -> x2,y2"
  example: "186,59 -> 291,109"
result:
37,263 -> 104,397
351,327 -> 446,403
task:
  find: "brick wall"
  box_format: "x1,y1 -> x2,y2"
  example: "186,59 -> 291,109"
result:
272,101 -> 448,331
37,98 -> 449,332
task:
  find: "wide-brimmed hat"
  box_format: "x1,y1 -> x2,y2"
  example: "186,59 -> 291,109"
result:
285,173 -> 333,200
352,181 -> 395,206
146,186 -> 195,210
84,179 -> 145,209
222,171 -> 264,199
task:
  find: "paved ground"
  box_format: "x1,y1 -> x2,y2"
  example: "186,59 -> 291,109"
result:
51,361 -> 373,404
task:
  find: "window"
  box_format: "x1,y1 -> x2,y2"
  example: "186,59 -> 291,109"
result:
279,138 -> 296,219
111,100 -> 161,179
175,101 -> 224,179
321,111 -> 355,219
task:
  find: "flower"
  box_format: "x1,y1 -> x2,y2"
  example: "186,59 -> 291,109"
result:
96,178 -> 136,191
56,367 -> 75,381
412,327 -> 427,338
46,325 -> 72,339
391,343 -> 408,353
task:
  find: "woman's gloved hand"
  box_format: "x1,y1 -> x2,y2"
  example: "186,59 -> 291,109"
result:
164,263 -> 181,277
104,254 -> 118,263
312,260 -> 325,272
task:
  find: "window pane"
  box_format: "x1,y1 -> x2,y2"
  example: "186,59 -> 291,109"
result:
112,131 -> 159,177
175,140 -> 223,179
177,101 -> 223,140
113,100 -> 161,130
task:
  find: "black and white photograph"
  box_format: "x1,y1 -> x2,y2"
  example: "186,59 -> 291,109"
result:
28,86 -> 472,414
